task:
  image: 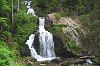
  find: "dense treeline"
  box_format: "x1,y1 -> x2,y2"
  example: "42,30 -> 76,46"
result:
0,0 -> 100,65
0,0 -> 38,65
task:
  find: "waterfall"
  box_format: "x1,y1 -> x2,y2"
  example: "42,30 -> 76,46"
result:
39,17 -> 56,58
26,17 -> 56,61
25,1 -> 36,16
25,34 -> 37,58
25,0 -> 56,61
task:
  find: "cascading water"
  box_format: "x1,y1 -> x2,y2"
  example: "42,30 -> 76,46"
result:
26,17 -> 56,61
25,1 -> 36,16
25,0 -> 56,61
39,17 -> 56,58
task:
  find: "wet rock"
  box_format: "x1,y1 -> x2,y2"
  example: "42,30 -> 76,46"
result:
51,57 -> 61,63
48,13 -> 56,23
39,64 -> 47,66
47,13 -> 88,54
56,48 -> 78,58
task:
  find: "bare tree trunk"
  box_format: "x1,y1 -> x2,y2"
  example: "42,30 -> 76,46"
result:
0,23 -> 3,33
17,0 -> 19,12
11,0 -> 14,33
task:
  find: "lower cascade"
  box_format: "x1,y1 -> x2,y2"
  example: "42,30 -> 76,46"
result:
26,17 -> 56,61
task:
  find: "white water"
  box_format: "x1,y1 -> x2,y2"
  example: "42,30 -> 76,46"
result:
25,1 -> 36,16
86,59 -> 93,64
39,17 -> 56,58
25,0 -> 56,61
27,8 -> 36,16
26,17 -> 56,61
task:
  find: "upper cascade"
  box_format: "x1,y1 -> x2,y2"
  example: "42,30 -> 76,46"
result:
25,1 -> 36,16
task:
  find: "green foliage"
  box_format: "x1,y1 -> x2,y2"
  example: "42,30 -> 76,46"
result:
14,11 -> 38,45
48,24 -> 65,33
67,42 -> 79,49
0,17 -> 9,31
3,31 -> 12,38
33,0 -> 58,9
0,41 -> 16,66
79,9 -> 100,29
65,36 -> 82,53
0,31 -> 12,42
93,57 -> 100,64
14,64 -> 26,66
79,14 -> 90,26
0,0 -> 10,16
54,12 -> 62,21
91,20 -> 100,28
65,37 -> 77,48
32,0 -> 59,15
78,0 -> 100,57
46,0 -> 58,12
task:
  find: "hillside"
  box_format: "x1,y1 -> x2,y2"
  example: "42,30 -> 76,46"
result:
0,0 -> 100,66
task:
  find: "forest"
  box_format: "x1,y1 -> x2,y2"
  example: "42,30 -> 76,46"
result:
0,0 -> 100,66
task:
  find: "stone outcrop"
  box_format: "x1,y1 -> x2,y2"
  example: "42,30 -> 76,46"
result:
47,13 -> 88,47
46,13 -> 100,63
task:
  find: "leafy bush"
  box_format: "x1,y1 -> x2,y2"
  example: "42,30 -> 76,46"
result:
13,11 -> 38,56
48,24 -> 66,33
2,31 -> 12,37
0,0 -> 10,16
0,17 -> 9,31
0,31 -> 12,42
65,36 -> 82,54
0,41 -> 16,66
14,11 -> 38,45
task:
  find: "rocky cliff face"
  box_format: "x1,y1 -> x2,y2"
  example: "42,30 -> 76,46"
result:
47,13 -> 88,48
46,13 -> 100,63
